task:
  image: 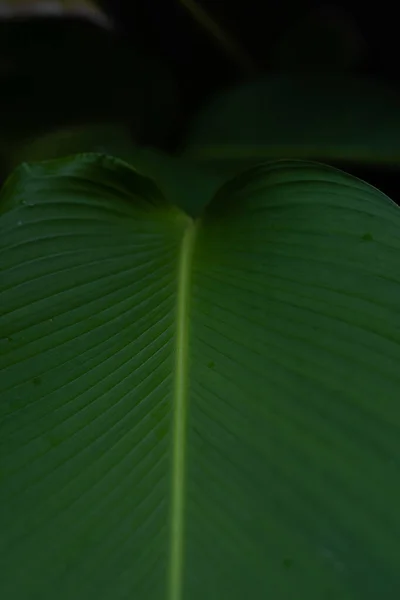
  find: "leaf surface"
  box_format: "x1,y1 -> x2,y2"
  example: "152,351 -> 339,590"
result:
1,154 -> 400,599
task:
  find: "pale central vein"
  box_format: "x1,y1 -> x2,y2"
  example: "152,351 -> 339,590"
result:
169,217 -> 199,600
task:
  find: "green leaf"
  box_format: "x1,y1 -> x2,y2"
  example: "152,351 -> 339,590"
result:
184,75 -> 400,172
1,153 -> 400,599
12,134 -> 225,217
11,124 -> 137,167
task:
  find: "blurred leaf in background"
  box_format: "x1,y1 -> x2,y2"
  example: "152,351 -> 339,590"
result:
0,0 -> 178,183
12,123 -> 136,165
0,0 -> 108,25
13,125 -> 225,215
270,3 -> 367,72
1,0 -> 399,201
184,75 -> 400,175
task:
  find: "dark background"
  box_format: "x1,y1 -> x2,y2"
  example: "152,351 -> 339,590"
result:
0,0 -> 399,201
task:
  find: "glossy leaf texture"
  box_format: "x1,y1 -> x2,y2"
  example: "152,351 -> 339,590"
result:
183,75 -> 400,172
1,153 -> 400,599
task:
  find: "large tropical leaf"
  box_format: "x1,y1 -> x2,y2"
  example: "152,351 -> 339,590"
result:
1,153 -> 400,599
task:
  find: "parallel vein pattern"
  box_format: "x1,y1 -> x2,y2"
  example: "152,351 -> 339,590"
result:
2,156 -> 400,600
186,162 -> 400,600
0,155 -> 187,600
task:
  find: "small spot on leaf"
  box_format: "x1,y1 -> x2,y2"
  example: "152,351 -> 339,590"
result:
361,232 -> 373,241
33,376 -> 42,386
282,558 -> 293,569
207,361 -> 215,369
154,426 -> 167,442
47,434 -> 62,447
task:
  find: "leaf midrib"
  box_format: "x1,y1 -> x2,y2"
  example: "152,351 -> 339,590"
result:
168,216 -> 199,600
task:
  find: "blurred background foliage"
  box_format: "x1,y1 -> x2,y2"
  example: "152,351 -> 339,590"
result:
1,0 -> 400,204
